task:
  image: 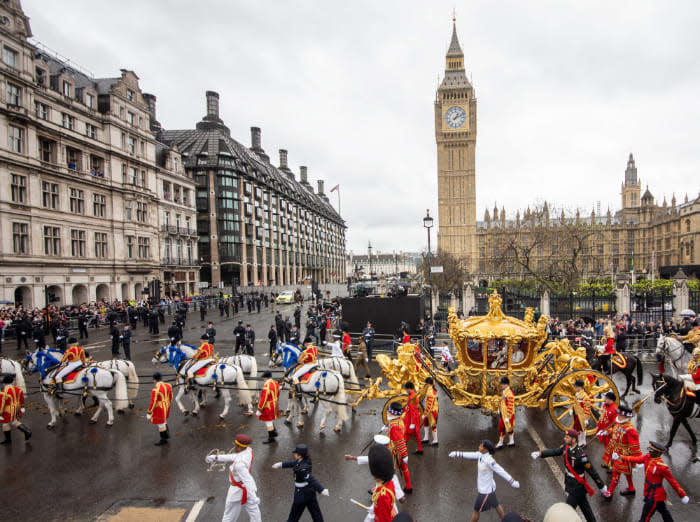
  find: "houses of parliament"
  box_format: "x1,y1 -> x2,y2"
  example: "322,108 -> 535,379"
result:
435,19 -> 699,283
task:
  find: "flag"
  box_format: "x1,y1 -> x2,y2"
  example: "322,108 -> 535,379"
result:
330,184 -> 339,193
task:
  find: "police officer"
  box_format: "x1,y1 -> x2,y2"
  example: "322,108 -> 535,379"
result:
532,429 -> 608,522
294,306 -> 301,329
32,320 -> 45,350
289,325 -> 301,346
206,321 -> 216,345
55,323 -> 69,352
245,324 -> 255,356
272,444 -> 329,522
109,321 -> 121,357
149,308 -> 160,335
121,324 -> 132,360
268,325 -> 278,359
232,321 -> 244,354
362,321 -> 375,361
199,299 -> 207,323
14,315 -> 30,350
167,320 -> 181,346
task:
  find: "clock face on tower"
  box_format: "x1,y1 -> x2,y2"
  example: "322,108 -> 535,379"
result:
445,106 -> 466,129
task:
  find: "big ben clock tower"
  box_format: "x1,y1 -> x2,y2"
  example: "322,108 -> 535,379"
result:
435,16 -> 477,272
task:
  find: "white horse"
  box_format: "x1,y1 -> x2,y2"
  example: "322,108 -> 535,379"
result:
151,345 -> 252,419
25,349 -> 128,429
0,357 -> 26,394
96,359 -> 139,408
286,369 -> 348,432
217,354 -> 258,397
272,342 -> 359,386
656,334 -> 692,378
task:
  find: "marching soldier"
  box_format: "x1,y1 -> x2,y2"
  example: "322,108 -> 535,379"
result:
257,370 -> 279,444
244,324 -> 255,356
611,440 -> 690,521
421,377 -> 439,445
449,440 -> 520,522
121,323 -> 132,361
0,374 -> 31,444
272,444 -> 329,522
52,337 -> 88,392
147,372 -> 172,446
601,403 -> 642,499
596,391 -> 618,470
365,443 -> 399,521
573,379 -> 592,446
206,321 -> 217,345
55,323 -> 69,352
186,334 -> 215,387
206,434 -> 262,522
532,428 -> 608,522
402,382 -> 423,454
385,401 -> 413,493
496,377 -> 515,449
344,435 -> 406,506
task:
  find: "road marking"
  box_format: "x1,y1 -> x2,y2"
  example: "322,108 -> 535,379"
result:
185,499 -> 206,522
526,422 -> 565,490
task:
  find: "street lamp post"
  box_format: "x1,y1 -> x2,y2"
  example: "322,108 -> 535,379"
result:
423,209 -> 434,321
368,240 -> 373,279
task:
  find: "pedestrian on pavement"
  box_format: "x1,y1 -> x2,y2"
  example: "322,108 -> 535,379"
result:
245,324 -> 255,356
206,321 -> 216,345
206,433 -> 262,522
109,321 -> 121,358
421,377 -> 439,445
121,324 -> 132,360
449,440 -> 520,522
362,321 -> 375,361
0,374 -> 31,445
496,377 -> 515,449
272,443 -> 329,522
234,321 -> 246,354
257,371 -> 279,444
268,325 -> 278,359
611,440 -> 690,521
147,372 -> 172,446
531,428 -> 608,522
200,299 -> 207,323
354,339 -> 371,379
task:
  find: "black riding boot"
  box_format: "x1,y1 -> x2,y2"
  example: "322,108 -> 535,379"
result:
262,430 -> 276,444
271,428 -> 278,438
164,427 -> 170,439
155,430 -> 168,446
18,424 -> 31,441
1,430 -> 10,444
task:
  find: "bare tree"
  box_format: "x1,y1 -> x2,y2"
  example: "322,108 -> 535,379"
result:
419,249 -> 468,294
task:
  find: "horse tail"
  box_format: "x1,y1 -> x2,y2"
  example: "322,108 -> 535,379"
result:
636,356 -> 643,385
12,360 -> 27,394
234,365 -> 252,406
249,355 -> 258,383
334,373 -> 348,423
346,358 -> 359,386
111,370 -> 129,411
126,361 -> 139,400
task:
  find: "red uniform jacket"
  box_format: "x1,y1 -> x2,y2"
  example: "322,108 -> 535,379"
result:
689,365 -> 700,384
147,382 -> 172,425
342,333 -> 352,355
596,402 -> 618,444
403,390 -> 421,431
604,337 -> 616,355
0,385 -> 24,423
388,417 -> 408,461
61,345 -> 87,363
258,379 -> 280,421
622,453 -> 686,502
297,345 -> 318,365
423,385 -> 439,425
402,334 -> 410,344
372,480 -> 398,522
193,342 -> 214,360
603,421 -> 642,473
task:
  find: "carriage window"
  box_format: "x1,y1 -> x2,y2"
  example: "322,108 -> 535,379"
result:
466,338 -> 484,365
487,339 -> 508,369
511,340 -> 529,367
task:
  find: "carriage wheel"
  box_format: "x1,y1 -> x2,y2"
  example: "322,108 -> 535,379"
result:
547,369 -> 619,436
381,394 -> 425,425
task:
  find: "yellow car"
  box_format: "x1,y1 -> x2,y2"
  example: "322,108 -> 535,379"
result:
275,291 -> 294,304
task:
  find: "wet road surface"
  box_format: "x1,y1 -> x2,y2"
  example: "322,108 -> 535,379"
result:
2,303 -> 699,521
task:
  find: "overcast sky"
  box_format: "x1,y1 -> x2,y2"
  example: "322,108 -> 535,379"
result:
24,1 -> 700,255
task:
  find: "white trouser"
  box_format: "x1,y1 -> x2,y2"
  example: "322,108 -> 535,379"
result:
55,361 -> 82,381
291,362 -> 317,381
187,359 -> 213,377
680,375 -> 700,391
222,486 -> 261,522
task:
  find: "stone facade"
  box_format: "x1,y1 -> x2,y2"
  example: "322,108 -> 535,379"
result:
345,251 -> 418,277
0,0 -> 199,306
159,92 -> 345,288
435,18 -> 477,272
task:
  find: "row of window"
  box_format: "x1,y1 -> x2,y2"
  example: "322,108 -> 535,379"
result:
162,180 -> 192,206
9,173 -> 108,216
11,223 -> 150,260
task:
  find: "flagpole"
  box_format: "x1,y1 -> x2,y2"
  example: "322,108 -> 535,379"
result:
337,186 -> 341,217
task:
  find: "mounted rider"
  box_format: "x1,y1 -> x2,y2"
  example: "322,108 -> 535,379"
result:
290,339 -> 319,382
679,347 -> 700,394
52,337 -> 88,392
186,334 -> 215,387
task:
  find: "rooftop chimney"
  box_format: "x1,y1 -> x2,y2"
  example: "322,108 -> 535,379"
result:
279,149 -> 288,169
251,127 -> 261,150
142,93 -> 161,133
204,90 -> 220,121
317,179 -> 325,195
300,166 -> 308,184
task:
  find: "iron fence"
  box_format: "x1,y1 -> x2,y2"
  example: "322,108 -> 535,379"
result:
550,293 -> 616,322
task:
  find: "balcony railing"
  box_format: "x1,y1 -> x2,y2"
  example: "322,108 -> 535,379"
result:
162,256 -> 196,266
160,225 -> 198,236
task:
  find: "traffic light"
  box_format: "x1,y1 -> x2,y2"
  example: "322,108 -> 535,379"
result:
153,279 -> 162,301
